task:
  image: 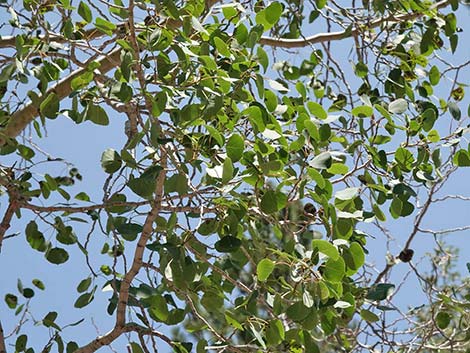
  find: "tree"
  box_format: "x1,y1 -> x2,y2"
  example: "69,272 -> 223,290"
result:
1,0 -> 470,352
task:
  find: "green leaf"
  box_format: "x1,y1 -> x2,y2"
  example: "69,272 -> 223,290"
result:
78,1 -> 92,22
95,17 -> 117,35
226,134 -> 244,162
116,222 -> 143,241
77,278 -> 92,293
448,101 -> 461,120
327,163 -> 348,175
334,187 -> 359,200
26,221 -> 47,252
71,71 -> 93,91
213,37 -> 231,57
128,166 -> 162,199
86,103 -> 109,125
5,294 -> 18,309
257,47 -> 269,72
266,319 -> 284,346
215,236 -> 241,253
453,149 -> 470,167
66,342 -> 79,353
46,248 -> 69,265
222,157 -> 234,184
74,289 -> 95,308
307,102 -> 327,119
225,311 -> 244,330
366,283 -> 395,301
303,330 -> 320,353
15,334 -> 27,352
354,61 -> 368,78
40,92 -> 60,119
255,2 -> 283,31
344,242 -> 365,274
311,240 -> 339,260
197,218 -> 218,235
32,279 -> 45,290
75,192 -> 91,201
22,288 -> 34,298
165,173 -> 189,195
351,105 -> 373,117
18,145 -> 35,160
149,295 -> 169,322
130,343 -> 144,353
304,120 -> 319,140
360,309 -> 379,322
56,218 -> 77,238
249,323 -> 266,349
322,257 -> 345,282
388,99 -> 408,114
260,190 -> 278,214
309,152 -> 332,169
101,149 -> 122,174
429,65 -> 440,85
286,302 -> 310,322
395,147 -> 414,171
427,129 -> 440,143
43,311 -> 59,328
390,197 -> 414,219
436,312 -> 451,329
257,258 -> 275,281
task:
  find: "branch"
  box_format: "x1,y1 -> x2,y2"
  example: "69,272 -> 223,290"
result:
20,200 -> 217,215
0,26 -> 115,49
259,0 -> 450,48
0,47 -> 121,146
374,182 -> 438,285
0,0 -> 450,144
75,154 -> 167,353
0,201 -> 17,253
0,320 -> 6,353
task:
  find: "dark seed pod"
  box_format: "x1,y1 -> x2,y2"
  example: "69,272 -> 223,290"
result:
304,203 -> 316,216
398,249 -> 414,263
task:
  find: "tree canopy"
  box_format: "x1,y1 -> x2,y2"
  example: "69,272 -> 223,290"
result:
1,0 -> 470,352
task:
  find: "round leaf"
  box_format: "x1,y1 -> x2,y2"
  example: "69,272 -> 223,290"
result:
215,236 -> 241,253
101,149 -> 122,174
46,248 -> 69,265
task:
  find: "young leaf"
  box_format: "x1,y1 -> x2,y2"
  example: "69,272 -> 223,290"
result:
101,149 -> 122,174
257,258 -> 275,281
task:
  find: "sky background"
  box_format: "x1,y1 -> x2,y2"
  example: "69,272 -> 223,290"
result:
1,2 -> 470,353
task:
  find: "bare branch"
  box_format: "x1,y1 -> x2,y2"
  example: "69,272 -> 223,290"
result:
259,0 -> 450,48
0,320 -> 6,353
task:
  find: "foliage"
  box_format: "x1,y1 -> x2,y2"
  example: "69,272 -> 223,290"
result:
1,0 -> 470,352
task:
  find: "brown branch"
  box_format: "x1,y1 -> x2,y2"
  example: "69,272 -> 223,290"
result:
20,200 -> 216,214
0,26 -> 117,49
0,47 -> 121,146
258,0 -> 450,48
0,172 -> 19,252
0,0 -> 450,145
75,152 -> 167,353
0,200 -> 17,253
0,320 -> 6,353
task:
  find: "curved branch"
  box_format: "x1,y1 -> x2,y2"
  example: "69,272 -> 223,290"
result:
0,0 -> 450,145
259,0 -> 450,48
0,47 -> 122,146
0,26 -> 115,49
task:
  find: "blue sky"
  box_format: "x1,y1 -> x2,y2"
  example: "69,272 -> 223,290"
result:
1,2 -> 470,353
